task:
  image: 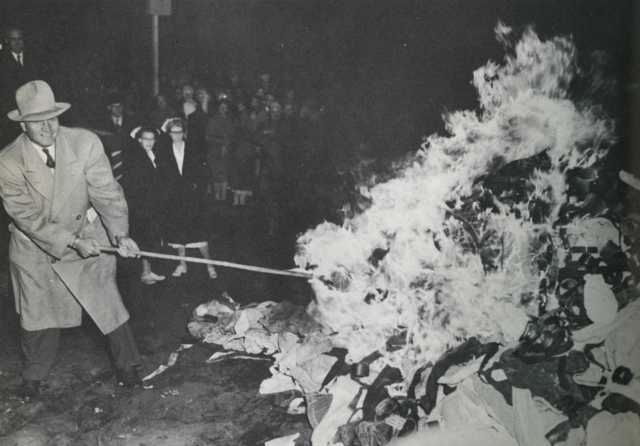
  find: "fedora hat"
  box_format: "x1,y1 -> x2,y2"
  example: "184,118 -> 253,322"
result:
7,80 -> 71,122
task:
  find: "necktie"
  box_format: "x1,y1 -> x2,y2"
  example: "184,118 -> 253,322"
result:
19,53 -> 23,66
42,147 -> 56,168
148,149 -> 157,168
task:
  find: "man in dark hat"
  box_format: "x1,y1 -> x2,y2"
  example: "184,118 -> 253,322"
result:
0,80 -> 144,399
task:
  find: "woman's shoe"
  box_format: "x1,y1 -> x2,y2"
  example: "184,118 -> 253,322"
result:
172,264 -> 187,277
148,271 -> 165,281
141,271 -> 166,285
140,273 -> 157,285
207,265 -> 218,279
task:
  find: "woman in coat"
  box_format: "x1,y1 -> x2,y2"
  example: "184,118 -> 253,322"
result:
157,118 -> 216,279
121,126 -> 166,284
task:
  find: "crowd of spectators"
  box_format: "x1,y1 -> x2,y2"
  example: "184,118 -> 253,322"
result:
0,26 -> 384,283
84,68 -> 355,282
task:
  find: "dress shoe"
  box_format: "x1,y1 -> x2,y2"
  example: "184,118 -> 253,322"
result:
115,367 -> 142,388
18,379 -> 41,400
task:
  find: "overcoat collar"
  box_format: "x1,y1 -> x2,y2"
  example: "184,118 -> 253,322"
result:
51,130 -> 83,217
18,130 -> 83,217
20,133 -> 54,200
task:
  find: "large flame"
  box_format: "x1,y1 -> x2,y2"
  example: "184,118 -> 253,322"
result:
295,24 -> 615,376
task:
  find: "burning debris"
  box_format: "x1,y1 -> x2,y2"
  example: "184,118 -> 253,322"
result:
189,24 -> 639,445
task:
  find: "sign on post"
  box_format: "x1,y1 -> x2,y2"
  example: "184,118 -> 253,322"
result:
147,0 -> 172,16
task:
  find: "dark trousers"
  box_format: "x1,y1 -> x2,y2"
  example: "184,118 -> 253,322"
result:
21,321 -> 141,381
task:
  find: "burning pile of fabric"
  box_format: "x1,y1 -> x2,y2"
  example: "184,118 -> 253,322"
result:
189,24 -> 640,445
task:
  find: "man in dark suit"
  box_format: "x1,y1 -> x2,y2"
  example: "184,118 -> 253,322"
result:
103,95 -> 134,135
97,94 -> 136,182
0,27 -> 43,146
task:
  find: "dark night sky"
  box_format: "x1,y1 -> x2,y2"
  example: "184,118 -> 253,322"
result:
1,0 -> 637,156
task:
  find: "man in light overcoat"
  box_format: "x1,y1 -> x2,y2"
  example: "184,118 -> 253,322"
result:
0,80 -> 143,398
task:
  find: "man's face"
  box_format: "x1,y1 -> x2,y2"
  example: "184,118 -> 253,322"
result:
195,89 -> 209,105
168,126 -> 185,143
182,85 -> 194,101
138,131 -> 156,151
6,29 -> 24,54
22,117 -> 59,147
108,103 -> 124,117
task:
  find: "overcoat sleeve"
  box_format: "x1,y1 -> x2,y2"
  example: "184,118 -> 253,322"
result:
84,133 -> 129,243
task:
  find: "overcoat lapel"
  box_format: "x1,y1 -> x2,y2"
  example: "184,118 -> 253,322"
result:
51,133 -> 83,218
20,135 -> 54,200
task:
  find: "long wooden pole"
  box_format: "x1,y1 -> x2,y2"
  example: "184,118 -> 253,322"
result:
100,247 -> 313,279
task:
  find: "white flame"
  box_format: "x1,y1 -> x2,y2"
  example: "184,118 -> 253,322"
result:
295,26 -> 615,376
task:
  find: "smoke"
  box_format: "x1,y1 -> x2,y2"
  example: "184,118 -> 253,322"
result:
295,25 -> 615,376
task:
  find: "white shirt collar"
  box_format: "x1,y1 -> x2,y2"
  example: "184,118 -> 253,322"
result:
30,140 -> 55,169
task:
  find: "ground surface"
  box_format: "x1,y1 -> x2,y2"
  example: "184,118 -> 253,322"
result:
0,205 -> 315,446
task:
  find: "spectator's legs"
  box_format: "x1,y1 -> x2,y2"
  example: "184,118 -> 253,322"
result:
171,244 -> 188,277
140,258 -> 165,284
196,242 -> 217,279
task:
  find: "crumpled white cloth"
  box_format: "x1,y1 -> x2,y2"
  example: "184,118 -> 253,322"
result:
573,298 -> 640,406
259,366 -> 299,394
311,375 -> 366,446
274,332 -> 336,394
585,411 -> 640,446
437,375 -> 566,446
264,432 -> 300,446
387,428 -> 516,446
583,274 -> 618,326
